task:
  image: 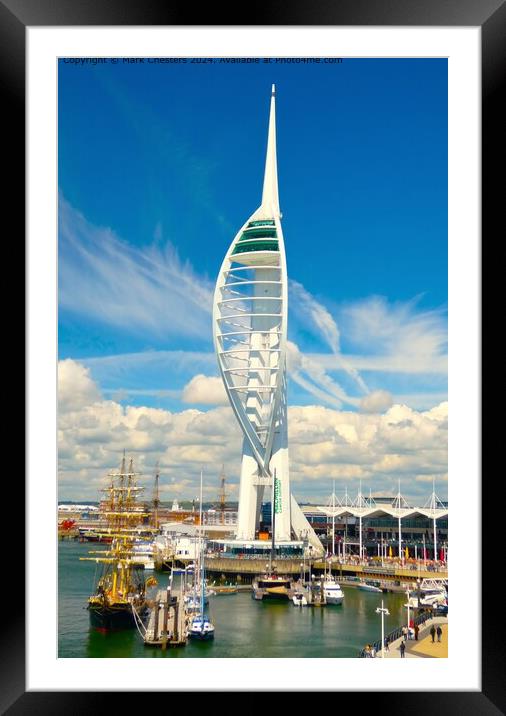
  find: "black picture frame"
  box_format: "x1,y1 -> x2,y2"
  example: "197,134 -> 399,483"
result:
7,0 -> 502,711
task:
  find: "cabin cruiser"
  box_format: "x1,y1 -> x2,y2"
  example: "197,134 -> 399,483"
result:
358,581 -> 383,593
252,573 -> 293,601
323,579 -> 344,605
406,588 -> 447,609
131,541 -> 156,570
405,579 -> 448,609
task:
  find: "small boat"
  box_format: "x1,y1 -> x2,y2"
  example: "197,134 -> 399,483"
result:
358,581 -> 383,593
212,585 -> 239,595
170,566 -> 187,576
321,560 -> 344,605
188,614 -> 215,641
292,591 -> 308,607
252,574 -> 293,601
187,474 -> 215,641
131,541 -> 156,570
323,579 -> 344,605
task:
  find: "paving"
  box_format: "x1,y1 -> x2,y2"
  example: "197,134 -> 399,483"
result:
377,615 -> 448,659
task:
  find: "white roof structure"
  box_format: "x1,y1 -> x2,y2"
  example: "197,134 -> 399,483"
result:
317,483 -> 448,522
316,504 -> 448,521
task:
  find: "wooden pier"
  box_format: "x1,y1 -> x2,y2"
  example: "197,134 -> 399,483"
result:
144,587 -> 187,648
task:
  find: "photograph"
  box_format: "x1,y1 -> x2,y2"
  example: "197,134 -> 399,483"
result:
57,56 -> 448,660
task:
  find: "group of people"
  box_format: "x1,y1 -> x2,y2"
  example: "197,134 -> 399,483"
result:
363,621 -> 444,658
430,624 -> 443,643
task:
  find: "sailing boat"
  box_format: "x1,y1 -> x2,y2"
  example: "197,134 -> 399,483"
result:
188,470 -> 215,640
81,454 -> 151,630
252,469 -> 293,601
187,541 -> 215,640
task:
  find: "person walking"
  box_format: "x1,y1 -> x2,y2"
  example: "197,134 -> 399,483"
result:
384,635 -> 390,652
437,625 -> 443,643
430,625 -> 436,643
400,641 -> 406,658
414,624 -> 419,641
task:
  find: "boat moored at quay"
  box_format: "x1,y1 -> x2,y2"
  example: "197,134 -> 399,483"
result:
80,454 -> 153,631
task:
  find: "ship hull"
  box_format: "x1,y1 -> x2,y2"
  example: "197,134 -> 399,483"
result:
253,589 -> 290,601
189,631 -> 215,641
88,603 -> 145,631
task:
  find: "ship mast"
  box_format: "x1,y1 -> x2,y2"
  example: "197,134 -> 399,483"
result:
152,461 -> 160,530
218,465 -> 226,525
81,453 -> 148,601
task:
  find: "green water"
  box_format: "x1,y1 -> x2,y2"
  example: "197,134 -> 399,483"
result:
59,540 -> 407,658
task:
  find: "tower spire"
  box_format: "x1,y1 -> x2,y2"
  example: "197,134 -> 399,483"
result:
260,84 -> 280,218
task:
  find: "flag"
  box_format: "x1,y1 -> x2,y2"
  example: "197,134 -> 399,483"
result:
274,476 -> 282,514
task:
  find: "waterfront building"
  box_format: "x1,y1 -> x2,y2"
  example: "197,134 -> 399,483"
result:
314,486 -> 448,560
212,85 -> 323,556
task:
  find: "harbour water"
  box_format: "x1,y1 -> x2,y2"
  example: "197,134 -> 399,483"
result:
59,541 -> 408,658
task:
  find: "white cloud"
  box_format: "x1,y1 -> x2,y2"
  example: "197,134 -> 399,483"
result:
290,280 -> 369,393
58,360 -> 448,504
290,280 -> 341,354
59,196 -> 213,342
181,374 -> 228,405
341,295 -> 447,369
58,359 -> 101,412
359,390 -> 393,414
287,340 -> 360,410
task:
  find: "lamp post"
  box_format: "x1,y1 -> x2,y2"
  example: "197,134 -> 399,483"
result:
406,588 -> 411,638
376,601 -> 390,658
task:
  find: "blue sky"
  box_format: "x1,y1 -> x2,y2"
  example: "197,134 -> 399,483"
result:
58,57 -> 448,502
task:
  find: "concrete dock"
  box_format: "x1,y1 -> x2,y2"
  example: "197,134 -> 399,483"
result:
144,587 -> 187,648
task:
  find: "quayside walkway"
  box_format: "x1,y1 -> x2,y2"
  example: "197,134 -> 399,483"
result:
379,616 -> 448,659
201,555 -> 447,583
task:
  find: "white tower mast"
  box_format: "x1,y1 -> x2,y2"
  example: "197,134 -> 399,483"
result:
213,86 -> 322,554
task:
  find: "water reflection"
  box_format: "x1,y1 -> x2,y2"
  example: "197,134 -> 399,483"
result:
60,541 -> 407,659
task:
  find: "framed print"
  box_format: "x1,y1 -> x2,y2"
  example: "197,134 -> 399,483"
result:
6,0 -> 503,710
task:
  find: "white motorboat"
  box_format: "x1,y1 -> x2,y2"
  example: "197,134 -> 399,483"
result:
406,589 -> 447,609
323,580 -> 344,605
405,579 -> 448,608
292,591 -> 308,607
131,541 -> 156,570
188,615 -> 215,641
358,581 -> 383,593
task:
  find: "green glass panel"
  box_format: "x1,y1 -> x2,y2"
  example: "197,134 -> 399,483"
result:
239,228 -> 277,241
247,220 -> 275,227
232,240 -> 279,255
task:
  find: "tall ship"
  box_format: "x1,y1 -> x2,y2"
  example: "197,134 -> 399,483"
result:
80,454 -> 152,631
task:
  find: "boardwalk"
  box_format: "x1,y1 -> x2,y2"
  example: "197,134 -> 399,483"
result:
144,587 -> 187,647
381,616 -> 448,658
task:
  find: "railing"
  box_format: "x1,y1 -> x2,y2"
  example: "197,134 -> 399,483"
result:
358,610 -> 438,657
